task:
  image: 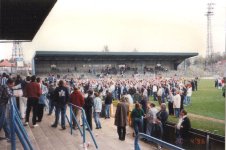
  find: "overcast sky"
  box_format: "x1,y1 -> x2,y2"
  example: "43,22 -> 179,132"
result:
0,0 -> 225,61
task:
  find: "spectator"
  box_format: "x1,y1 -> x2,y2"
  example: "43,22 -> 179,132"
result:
93,92 -> 102,129
70,87 -> 85,129
175,109 -> 191,149
145,103 -> 158,136
222,84 -> 225,97
114,96 -> 129,141
152,84 -> 158,101
168,91 -> 174,115
83,90 -> 94,130
139,95 -> 148,133
51,80 -> 69,129
186,85 -> 192,105
37,78 -> 48,122
47,82 -> 55,115
0,78 -> 14,141
173,90 -> 181,118
104,90 -> 113,119
14,75 -> 23,111
156,103 -> 168,140
131,103 -> 145,150
24,75 -> 41,127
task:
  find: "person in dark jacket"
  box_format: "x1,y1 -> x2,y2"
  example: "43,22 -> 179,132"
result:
115,84 -> 121,100
131,103 -> 145,150
0,78 -> 14,140
47,82 -> 55,115
139,95 -> 148,133
114,96 -> 129,141
51,80 -> 69,129
104,90 -> 113,119
156,103 -> 168,140
83,90 -> 94,130
175,109 -> 191,149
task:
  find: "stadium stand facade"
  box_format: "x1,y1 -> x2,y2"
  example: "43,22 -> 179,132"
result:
33,51 -> 198,75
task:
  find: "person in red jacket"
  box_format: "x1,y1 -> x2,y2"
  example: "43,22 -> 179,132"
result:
70,87 -> 84,129
24,75 -> 41,127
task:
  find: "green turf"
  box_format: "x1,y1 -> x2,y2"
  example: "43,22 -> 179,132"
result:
185,79 -> 225,120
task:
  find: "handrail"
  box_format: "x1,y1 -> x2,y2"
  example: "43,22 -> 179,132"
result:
135,133 -> 184,150
68,103 -> 98,149
9,97 -> 34,150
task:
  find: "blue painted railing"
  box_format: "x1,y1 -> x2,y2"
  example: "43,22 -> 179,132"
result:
135,133 -> 184,150
67,103 -> 98,149
10,97 -> 34,150
45,99 -> 98,149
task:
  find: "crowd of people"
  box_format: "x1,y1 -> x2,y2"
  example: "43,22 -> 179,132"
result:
215,77 -> 226,98
0,72 -> 209,149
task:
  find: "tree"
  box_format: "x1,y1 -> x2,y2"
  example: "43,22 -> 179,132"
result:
185,59 -> 191,67
193,56 -> 205,65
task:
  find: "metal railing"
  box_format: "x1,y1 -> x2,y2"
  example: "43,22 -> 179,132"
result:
9,97 -> 34,150
45,99 -> 98,149
135,133 -> 184,150
67,103 -> 98,149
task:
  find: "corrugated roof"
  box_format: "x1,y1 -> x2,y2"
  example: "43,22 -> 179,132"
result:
35,51 -> 198,57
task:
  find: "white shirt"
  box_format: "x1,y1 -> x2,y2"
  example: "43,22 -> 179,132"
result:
146,107 -> 158,124
173,94 -> 181,108
153,85 -> 157,92
125,94 -> 133,104
176,115 -> 187,129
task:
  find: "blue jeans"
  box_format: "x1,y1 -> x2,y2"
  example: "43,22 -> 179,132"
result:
48,98 -> 55,114
105,104 -> 111,118
134,118 -> 142,150
187,96 -> 191,105
134,135 -> 141,150
54,105 -> 67,127
174,108 -> 180,118
183,96 -> 187,105
93,112 -> 101,128
0,105 -> 11,138
133,118 -> 143,136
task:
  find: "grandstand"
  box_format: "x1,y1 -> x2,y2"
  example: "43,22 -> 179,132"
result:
33,51 -> 198,75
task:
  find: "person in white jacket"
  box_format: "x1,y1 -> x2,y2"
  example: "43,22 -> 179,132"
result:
186,85 -> 192,105
173,90 -> 181,118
